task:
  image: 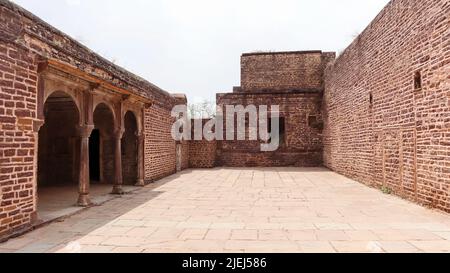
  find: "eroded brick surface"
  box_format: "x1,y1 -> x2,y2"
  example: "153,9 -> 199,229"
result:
217,91 -> 324,167
144,105 -> 177,182
241,51 -> 334,92
323,0 -> 450,212
0,42 -> 37,238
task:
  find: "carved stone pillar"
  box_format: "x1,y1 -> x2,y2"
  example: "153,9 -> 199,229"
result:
135,133 -> 145,187
77,125 -> 94,207
111,130 -> 124,194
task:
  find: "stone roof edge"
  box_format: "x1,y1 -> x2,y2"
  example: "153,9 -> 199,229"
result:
242,50 -> 323,57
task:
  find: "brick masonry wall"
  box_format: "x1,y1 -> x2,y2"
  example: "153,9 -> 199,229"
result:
323,0 -> 450,212
217,92 -> 323,167
187,119 -> 216,168
143,104 -> 177,182
241,51 -> 334,91
0,42 -> 38,239
189,140 -> 217,168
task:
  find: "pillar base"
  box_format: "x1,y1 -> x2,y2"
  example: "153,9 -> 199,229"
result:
77,194 -> 92,207
111,186 -> 125,195
135,179 -> 145,187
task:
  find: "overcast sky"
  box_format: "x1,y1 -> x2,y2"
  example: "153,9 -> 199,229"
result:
12,0 -> 390,103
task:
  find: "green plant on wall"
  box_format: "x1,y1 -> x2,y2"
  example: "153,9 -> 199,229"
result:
381,186 -> 392,195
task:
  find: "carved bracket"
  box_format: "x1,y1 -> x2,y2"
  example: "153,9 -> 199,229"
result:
89,82 -> 101,92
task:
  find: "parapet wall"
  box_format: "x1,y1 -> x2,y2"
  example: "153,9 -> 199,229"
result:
241,51 -> 335,92
323,0 -> 450,212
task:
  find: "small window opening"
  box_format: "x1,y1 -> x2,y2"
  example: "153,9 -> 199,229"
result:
308,115 -> 324,130
414,71 -> 422,89
308,116 -> 317,127
369,93 -> 373,107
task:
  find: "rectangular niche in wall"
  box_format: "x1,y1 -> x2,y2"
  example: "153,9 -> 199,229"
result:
414,71 -> 422,90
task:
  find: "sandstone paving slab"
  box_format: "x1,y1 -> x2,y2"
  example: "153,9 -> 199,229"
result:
1,167 -> 450,253
377,241 -> 421,253
298,241 -> 337,253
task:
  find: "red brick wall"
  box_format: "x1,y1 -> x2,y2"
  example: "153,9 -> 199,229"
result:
217,92 -> 323,167
187,119 -> 216,168
323,0 -> 450,212
241,51 -> 334,91
143,104 -> 177,182
0,42 -> 38,239
189,140 -> 217,168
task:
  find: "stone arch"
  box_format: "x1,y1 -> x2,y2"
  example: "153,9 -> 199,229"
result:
91,103 -> 116,184
38,91 -> 80,187
122,107 -> 143,135
92,100 -> 117,129
121,111 -> 139,185
41,89 -> 81,126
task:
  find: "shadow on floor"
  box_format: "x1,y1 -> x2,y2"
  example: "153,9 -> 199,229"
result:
0,170 -> 189,250
37,184 -> 140,223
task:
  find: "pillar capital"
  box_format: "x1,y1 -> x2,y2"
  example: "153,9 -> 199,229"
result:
135,131 -> 145,140
77,125 -> 94,138
114,128 -> 124,139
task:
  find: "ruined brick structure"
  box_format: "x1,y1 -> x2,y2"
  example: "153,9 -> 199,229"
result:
323,0 -> 450,212
240,51 -> 332,92
199,0 -> 449,212
216,51 -> 335,167
1,0 -> 449,241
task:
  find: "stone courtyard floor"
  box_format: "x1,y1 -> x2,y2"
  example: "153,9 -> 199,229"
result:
1,167 -> 450,253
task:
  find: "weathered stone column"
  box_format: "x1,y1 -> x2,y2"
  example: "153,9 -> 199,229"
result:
136,133 -> 145,186
111,130 -> 124,194
77,125 -> 94,207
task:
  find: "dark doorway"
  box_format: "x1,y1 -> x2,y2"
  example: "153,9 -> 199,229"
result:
37,91 -> 80,218
122,111 -> 138,185
89,129 -> 100,182
38,91 -> 79,187
93,103 -> 115,184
